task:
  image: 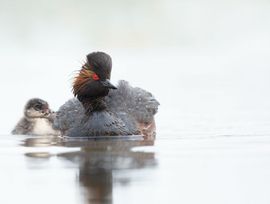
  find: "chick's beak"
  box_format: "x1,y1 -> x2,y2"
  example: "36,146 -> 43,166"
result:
100,79 -> 117,89
42,105 -> 52,115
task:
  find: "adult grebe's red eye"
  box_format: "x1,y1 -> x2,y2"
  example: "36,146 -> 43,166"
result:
92,73 -> 100,81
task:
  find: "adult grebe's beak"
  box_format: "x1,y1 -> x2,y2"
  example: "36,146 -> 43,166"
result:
100,79 -> 117,89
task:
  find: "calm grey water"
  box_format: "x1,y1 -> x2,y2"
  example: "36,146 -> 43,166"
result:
2,127 -> 270,204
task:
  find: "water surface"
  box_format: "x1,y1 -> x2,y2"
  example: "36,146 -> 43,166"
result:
1,133 -> 270,204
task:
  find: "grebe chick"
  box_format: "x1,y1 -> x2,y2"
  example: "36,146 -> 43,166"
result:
12,98 -> 60,136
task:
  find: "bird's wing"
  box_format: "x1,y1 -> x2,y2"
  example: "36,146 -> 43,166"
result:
106,80 -> 160,124
53,98 -> 84,134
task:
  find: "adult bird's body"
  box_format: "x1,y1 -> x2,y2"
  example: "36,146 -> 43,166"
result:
54,52 -> 159,138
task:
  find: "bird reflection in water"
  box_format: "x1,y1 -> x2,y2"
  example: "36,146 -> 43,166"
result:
23,136 -> 157,204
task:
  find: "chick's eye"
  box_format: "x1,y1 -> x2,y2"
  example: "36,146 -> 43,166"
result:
34,104 -> 42,110
92,73 -> 100,81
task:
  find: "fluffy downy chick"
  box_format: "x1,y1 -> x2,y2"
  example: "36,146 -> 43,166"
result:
12,98 -> 60,136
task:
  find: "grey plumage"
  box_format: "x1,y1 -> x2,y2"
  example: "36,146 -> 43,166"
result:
54,80 -> 159,136
12,98 -> 59,136
12,118 -> 34,135
53,98 -> 84,135
67,110 -> 137,137
106,80 -> 159,124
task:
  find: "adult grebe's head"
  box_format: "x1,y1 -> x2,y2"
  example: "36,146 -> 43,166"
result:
24,98 -> 52,118
73,52 -> 116,103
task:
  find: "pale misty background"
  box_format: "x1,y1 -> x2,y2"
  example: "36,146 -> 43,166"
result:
0,0 -> 270,137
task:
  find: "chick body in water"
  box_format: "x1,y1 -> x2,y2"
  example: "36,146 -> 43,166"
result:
12,98 -> 59,136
